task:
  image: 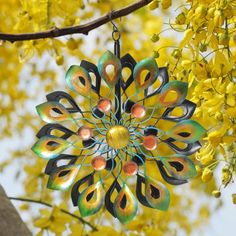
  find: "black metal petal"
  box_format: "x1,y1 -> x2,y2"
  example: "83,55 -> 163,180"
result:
122,99 -> 135,113
136,174 -> 152,208
156,161 -> 187,185
36,123 -> 75,139
105,158 -> 117,170
82,138 -> 96,149
46,91 -> 82,113
44,154 -> 78,175
132,153 -> 146,166
162,137 -> 202,156
120,53 -> 136,91
144,67 -> 169,99
105,178 -> 122,217
161,99 -> 196,122
71,172 -> 95,206
80,60 -> 101,96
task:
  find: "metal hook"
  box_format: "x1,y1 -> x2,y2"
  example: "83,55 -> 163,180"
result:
109,11 -> 121,41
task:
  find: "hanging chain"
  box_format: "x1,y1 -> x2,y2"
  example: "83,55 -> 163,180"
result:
109,13 -> 122,123
109,11 -> 121,42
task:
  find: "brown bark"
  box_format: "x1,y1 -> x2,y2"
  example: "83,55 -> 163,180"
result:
0,185 -> 32,236
0,0 -> 153,42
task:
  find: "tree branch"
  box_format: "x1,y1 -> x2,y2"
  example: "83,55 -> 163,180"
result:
0,0 -> 153,43
9,197 -> 98,231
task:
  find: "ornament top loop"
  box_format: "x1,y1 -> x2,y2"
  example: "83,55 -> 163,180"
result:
109,11 -> 121,41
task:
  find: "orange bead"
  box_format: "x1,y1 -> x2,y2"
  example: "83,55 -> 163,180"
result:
123,161 -> 138,176
77,126 -> 93,140
97,98 -> 112,113
143,135 -> 157,150
91,156 -> 106,171
131,103 -> 146,118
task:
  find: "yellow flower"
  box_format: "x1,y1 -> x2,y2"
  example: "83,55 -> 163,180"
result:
149,0 -> 159,10
221,168 -> 232,186
201,167 -> 213,182
176,12 -> 186,25
218,33 -> 230,46
232,194 -> 236,204
212,190 -> 221,198
195,5 -> 207,19
161,0 -> 172,9
196,142 -> 215,165
34,206 -> 72,234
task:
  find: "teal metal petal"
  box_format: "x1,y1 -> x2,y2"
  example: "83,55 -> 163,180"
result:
31,135 -> 71,159
78,181 -> 104,217
98,51 -> 122,87
113,183 -> 138,224
166,119 -> 206,143
65,65 -> 91,97
161,155 -> 197,180
36,101 -> 72,123
158,81 -> 188,107
145,176 -> 170,211
133,57 -> 159,91
47,165 -> 80,190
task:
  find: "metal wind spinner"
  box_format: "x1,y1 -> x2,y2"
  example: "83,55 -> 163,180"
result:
32,28 -> 205,223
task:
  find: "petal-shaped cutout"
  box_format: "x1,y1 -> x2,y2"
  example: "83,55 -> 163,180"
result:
98,51 -> 122,87
113,184 -> 138,224
47,164 -> 80,190
31,135 -> 71,159
133,57 -> 159,91
145,177 -> 170,211
166,120 -> 206,143
78,181 -> 103,217
65,65 -> 91,96
161,155 -> 197,180
158,81 -> 188,107
36,101 -> 72,123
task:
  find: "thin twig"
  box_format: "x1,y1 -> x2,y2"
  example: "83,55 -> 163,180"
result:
0,0 -> 153,43
8,197 -> 98,231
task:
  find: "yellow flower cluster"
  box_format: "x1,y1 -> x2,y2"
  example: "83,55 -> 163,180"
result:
164,0 -> 236,196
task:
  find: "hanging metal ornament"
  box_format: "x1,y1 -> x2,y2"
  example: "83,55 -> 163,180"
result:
32,23 -> 206,224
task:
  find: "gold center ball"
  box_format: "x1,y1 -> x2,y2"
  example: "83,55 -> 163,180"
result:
106,125 -> 130,149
